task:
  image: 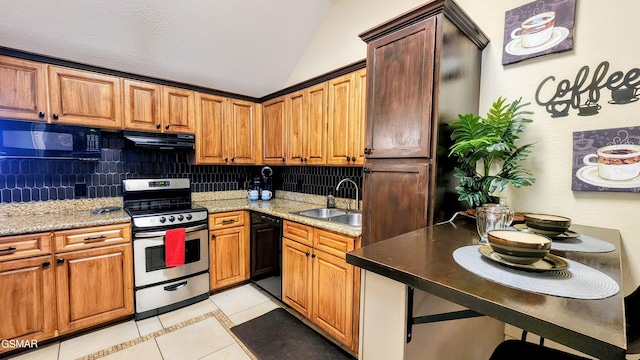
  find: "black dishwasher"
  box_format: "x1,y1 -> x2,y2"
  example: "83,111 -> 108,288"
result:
250,212 -> 282,300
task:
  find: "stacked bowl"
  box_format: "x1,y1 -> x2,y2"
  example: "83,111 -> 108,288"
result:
524,213 -> 571,236
487,230 -> 551,265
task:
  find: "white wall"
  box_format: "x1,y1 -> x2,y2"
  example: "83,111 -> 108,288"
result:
289,0 -> 640,294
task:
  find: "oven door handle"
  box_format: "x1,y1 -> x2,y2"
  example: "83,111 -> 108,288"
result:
134,224 -> 208,238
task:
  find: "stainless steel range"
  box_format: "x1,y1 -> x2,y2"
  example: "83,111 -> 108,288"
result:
123,178 -> 209,320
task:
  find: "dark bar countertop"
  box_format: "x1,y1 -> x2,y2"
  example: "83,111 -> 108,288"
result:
346,216 -> 626,360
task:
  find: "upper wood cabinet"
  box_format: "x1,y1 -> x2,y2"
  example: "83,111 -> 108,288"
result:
364,17 -> 436,159
195,94 -> 259,164
122,79 -> 162,132
327,72 -> 363,166
261,96 -> 287,165
287,83 -> 328,165
195,93 -> 227,164
161,86 -> 195,133
48,66 -> 123,129
228,98 -> 260,164
0,56 -> 48,122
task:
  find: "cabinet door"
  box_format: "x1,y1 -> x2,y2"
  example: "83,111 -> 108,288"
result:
162,86 -> 195,133
210,226 -> 248,290
195,93 -> 228,164
48,66 -> 122,128
312,249 -> 354,347
366,17 -> 436,158
327,73 -> 356,165
228,99 -> 258,164
286,90 -> 306,165
55,244 -> 133,334
306,83 -> 328,165
362,159 -> 430,246
0,56 -> 48,121
282,237 -> 312,318
123,79 -> 162,132
261,96 -> 287,164
0,255 -> 56,345
353,69 -> 367,165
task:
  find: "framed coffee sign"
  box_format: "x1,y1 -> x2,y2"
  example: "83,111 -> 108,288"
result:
572,126 -> 640,193
502,0 -> 576,66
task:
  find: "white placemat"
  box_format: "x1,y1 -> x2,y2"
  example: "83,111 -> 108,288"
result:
550,234 -> 616,253
508,227 -> 616,253
453,245 -> 620,299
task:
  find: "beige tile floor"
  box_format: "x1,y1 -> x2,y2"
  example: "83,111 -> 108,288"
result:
8,284 -> 281,360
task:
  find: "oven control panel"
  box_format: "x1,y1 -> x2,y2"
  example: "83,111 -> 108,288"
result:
132,210 -> 208,228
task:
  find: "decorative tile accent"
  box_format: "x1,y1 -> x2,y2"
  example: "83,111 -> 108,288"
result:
73,310 -> 256,360
0,132 -> 362,203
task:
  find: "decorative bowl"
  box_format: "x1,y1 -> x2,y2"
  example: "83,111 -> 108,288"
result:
524,213 -> 571,236
487,230 -> 551,265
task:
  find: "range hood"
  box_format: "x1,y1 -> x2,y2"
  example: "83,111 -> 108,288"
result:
123,131 -> 195,150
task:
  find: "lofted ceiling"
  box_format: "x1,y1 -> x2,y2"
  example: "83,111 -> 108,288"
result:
0,0 -> 336,98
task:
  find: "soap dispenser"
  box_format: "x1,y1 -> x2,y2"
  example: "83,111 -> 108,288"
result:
327,191 -> 336,208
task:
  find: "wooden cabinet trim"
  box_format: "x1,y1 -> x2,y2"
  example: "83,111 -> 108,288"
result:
283,220 -> 314,246
54,223 -> 131,253
209,211 -> 246,230
0,232 -> 52,262
313,229 -> 355,259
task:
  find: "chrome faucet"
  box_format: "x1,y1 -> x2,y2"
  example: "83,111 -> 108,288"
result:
336,178 -> 360,212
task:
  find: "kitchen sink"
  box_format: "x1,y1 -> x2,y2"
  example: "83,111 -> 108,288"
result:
290,207 -> 361,228
329,213 -> 362,227
297,208 -> 346,218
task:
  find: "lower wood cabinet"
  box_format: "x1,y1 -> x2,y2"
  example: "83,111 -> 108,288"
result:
0,254 -> 56,345
209,211 -> 250,290
55,243 -> 133,334
282,221 -> 361,352
0,223 -> 133,352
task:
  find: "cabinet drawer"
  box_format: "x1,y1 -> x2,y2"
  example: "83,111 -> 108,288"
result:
314,229 -> 355,259
54,223 -> 131,253
209,211 -> 246,230
0,232 -> 52,262
283,221 -> 313,246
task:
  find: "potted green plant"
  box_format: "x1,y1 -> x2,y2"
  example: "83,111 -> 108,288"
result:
448,97 -> 536,208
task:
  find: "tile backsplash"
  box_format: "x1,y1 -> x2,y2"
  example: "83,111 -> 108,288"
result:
0,131 -> 362,203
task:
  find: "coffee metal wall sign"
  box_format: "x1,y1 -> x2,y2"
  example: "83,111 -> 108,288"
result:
536,61 -> 640,118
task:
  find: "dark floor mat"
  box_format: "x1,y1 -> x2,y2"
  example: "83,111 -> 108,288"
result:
230,308 -> 354,360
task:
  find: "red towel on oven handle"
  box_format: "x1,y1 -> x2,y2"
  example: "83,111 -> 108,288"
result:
165,228 -> 185,267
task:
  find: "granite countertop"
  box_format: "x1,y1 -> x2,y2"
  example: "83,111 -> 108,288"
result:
0,192 -> 362,238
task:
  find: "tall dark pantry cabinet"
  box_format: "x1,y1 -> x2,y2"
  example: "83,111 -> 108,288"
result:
360,0 -> 488,246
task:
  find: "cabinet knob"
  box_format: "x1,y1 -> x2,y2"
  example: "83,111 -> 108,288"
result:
56,258 -> 65,264
52,114 -> 59,120
346,156 -> 350,162
300,158 -> 304,162
305,252 -> 310,257
224,157 -> 228,162
211,234 -> 216,239
363,167 -> 371,173
231,157 -> 235,162
282,157 -> 285,162
165,124 -> 170,130
351,156 -> 356,162
364,148 -> 372,155
311,253 -> 316,258
39,111 -> 45,118
156,123 -> 161,129
42,261 -> 51,268
304,158 -> 308,162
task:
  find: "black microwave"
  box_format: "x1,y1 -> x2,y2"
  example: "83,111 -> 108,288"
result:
0,119 -> 101,160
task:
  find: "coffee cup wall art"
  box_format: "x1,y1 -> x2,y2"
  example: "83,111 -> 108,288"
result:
502,0 -> 576,66
572,126 -> 640,192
